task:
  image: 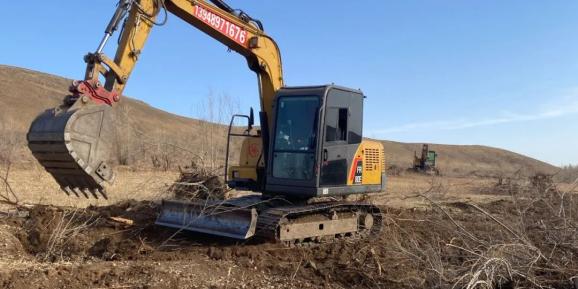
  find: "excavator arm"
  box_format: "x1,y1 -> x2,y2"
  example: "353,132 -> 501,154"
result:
27,0 -> 283,198
93,0 -> 283,112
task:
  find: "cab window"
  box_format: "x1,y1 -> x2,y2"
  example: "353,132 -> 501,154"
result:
325,108 -> 348,142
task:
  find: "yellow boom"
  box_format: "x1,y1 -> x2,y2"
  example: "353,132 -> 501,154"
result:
27,0 -> 284,197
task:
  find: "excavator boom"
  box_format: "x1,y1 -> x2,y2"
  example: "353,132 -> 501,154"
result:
27,0 -> 283,196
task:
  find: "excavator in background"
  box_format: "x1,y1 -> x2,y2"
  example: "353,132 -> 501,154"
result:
412,144 -> 439,175
27,0 -> 386,244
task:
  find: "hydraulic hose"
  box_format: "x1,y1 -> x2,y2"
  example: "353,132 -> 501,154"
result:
208,0 -> 264,31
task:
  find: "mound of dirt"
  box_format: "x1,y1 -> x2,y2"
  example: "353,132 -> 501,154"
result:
0,226 -> 27,261
21,206 -> 92,260
3,201 -> 161,262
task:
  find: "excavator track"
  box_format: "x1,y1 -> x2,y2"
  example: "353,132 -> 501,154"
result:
256,202 -> 383,246
155,196 -> 382,246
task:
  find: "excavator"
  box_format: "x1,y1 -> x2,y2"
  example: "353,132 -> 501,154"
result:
27,0 -> 386,244
412,144 -> 439,175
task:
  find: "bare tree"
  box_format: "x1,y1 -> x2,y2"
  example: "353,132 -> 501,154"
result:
0,116 -> 19,205
194,91 -> 240,171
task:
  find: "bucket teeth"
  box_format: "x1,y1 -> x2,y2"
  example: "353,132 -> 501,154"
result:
76,188 -> 90,199
86,189 -> 99,199
65,186 -> 80,198
61,186 -> 71,196
99,189 -> 109,200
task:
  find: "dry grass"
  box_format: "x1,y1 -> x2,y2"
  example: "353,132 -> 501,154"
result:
1,167 -> 178,208
3,168 -> 514,210
377,174 -> 503,208
38,209 -> 98,262
322,175 -> 578,289
555,165 -> 578,183
381,141 -> 557,178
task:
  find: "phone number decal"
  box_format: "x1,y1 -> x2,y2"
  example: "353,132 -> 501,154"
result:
194,5 -> 248,46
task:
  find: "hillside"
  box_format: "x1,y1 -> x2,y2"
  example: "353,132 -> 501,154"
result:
0,65 -> 223,169
0,65 -> 557,176
381,140 -> 556,177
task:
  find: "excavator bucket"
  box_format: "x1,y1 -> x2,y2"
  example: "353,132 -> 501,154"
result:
156,199 -> 258,240
27,102 -> 116,198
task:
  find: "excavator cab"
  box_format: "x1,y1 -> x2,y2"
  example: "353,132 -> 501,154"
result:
227,85 -> 386,198
266,85 -> 386,197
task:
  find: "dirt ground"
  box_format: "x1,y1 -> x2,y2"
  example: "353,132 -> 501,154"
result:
1,168 -> 502,208
0,65 -> 573,289
0,170 -> 577,289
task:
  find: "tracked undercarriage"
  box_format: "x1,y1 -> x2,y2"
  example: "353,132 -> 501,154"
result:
156,195 -> 383,245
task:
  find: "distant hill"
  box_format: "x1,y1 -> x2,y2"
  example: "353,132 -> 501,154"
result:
0,65 -> 220,169
380,140 -> 556,177
0,65 -> 557,177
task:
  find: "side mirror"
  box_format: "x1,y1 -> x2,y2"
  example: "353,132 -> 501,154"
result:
248,107 -> 254,130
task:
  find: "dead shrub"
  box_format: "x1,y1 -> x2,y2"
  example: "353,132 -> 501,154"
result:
387,164 -> 404,176
167,162 -> 229,201
555,165 -> 578,184
23,206 -> 98,262
41,209 -> 97,262
0,116 -> 19,166
302,174 -> 578,289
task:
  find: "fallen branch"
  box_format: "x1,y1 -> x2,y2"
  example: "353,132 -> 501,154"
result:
468,203 -> 537,251
108,216 -> 135,226
0,161 -> 19,206
416,193 -> 485,245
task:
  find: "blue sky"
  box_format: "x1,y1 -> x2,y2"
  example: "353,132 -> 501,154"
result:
1,1 -> 577,165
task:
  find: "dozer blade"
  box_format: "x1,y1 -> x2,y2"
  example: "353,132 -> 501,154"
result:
27,103 -> 116,198
156,199 -> 258,240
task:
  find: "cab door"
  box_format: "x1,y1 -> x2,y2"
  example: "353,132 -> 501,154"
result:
320,88 -> 363,187
269,95 -> 320,187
